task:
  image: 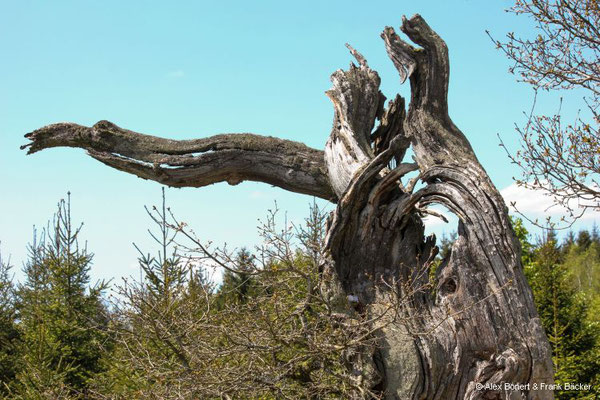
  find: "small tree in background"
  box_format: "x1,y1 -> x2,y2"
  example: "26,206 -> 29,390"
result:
0,251 -> 20,396
13,195 -> 110,399
215,247 -> 258,308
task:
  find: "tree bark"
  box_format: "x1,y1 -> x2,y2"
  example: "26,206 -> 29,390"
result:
22,120 -> 336,201
23,14 -> 554,399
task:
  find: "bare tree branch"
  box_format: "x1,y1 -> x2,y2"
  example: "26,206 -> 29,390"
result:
490,0 -> 600,226
22,120 -> 336,201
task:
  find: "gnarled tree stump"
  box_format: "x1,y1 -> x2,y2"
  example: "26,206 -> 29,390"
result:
23,15 -> 554,399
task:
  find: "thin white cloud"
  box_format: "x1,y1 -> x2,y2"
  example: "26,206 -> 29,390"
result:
411,183 -> 597,236
166,70 -> 185,78
500,183 -> 597,222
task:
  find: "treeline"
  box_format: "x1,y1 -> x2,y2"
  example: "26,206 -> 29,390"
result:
513,218 -> 600,399
0,193 -> 376,399
1,194 -> 599,399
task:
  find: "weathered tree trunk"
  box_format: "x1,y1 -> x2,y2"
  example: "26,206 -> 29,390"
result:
23,14 -> 554,399
322,17 -> 554,399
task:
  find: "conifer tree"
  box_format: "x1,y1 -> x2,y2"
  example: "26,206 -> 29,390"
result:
14,195 -> 110,398
102,188 -> 213,398
216,247 -> 257,307
0,251 -> 19,396
577,230 -> 593,251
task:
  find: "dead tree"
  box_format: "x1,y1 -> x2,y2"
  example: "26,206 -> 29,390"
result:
23,15 -> 554,400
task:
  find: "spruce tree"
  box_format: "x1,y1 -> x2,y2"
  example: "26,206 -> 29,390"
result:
577,230 -> 593,251
216,247 -> 257,307
101,188 -> 212,398
15,195 -> 110,398
0,251 -> 20,396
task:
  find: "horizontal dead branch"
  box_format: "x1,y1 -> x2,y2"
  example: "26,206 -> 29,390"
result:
22,120 -> 336,201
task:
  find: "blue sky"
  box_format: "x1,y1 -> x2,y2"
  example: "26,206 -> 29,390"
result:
0,0 -> 596,284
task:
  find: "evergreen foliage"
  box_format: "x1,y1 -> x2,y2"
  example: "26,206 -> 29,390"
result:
514,220 -> 600,399
0,252 -> 19,396
10,195 -> 110,399
215,248 -> 258,308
